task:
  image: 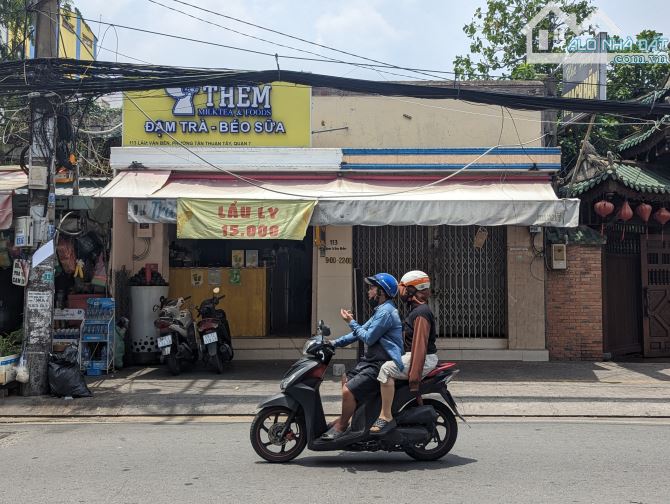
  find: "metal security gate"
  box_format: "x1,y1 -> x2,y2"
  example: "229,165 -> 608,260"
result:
353,225 -> 507,338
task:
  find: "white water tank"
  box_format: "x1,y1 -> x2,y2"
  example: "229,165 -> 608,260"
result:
129,286 -> 169,364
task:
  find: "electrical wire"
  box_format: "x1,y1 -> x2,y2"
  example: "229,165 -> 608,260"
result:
160,0 -> 669,93
3,58 -> 670,118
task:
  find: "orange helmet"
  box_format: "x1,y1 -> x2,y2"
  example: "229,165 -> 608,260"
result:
400,270 -> 430,291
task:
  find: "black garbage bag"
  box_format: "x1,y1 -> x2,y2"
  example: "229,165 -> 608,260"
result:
48,345 -> 92,398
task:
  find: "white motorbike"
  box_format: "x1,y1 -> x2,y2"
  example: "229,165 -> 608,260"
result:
153,295 -> 198,375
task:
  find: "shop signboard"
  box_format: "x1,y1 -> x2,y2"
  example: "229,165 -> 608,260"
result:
177,199 -> 316,241
123,82 -> 311,147
128,199 -> 177,224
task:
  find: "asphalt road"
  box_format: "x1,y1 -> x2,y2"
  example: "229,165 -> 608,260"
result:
1,418 -> 668,504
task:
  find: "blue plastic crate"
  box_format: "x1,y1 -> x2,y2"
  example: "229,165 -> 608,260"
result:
87,298 -> 115,309
89,360 -> 108,370
82,334 -> 108,342
85,367 -> 103,376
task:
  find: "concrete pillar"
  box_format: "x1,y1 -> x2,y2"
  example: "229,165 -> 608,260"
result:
506,226 -> 546,350
313,226 -> 353,337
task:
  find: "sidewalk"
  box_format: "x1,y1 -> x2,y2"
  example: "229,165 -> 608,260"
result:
1,360 -> 670,418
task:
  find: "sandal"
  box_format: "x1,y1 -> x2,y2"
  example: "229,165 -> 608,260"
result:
321,426 -> 347,441
370,417 -> 395,434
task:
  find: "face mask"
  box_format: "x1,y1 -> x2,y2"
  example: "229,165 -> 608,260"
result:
368,296 -> 380,308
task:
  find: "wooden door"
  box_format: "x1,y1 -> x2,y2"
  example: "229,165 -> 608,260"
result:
641,236 -> 670,357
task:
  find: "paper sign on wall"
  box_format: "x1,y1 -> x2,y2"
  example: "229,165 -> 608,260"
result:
11,259 -> 29,286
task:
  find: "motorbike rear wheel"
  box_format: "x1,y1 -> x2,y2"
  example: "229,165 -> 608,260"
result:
250,406 -> 306,463
404,399 -> 458,461
166,353 -> 181,376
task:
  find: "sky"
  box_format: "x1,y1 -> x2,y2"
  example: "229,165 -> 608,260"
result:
79,0 -> 670,81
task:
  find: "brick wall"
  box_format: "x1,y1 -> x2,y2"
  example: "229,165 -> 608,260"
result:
546,245 -> 604,360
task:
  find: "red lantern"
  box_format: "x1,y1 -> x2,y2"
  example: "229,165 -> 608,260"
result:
594,200 -> 614,235
617,201 -> 633,240
636,203 -> 652,237
654,207 -> 670,240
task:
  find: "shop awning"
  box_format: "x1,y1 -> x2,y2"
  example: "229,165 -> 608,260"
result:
97,170 -> 170,198
103,173 -> 579,227
0,169 -> 27,192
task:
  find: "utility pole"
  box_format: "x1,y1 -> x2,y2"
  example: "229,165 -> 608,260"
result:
22,0 -> 60,396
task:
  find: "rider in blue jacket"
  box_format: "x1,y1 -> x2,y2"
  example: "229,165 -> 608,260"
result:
322,273 -> 403,440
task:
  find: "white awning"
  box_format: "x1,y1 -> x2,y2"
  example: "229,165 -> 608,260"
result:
104,173 -> 578,227
97,170 -> 171,198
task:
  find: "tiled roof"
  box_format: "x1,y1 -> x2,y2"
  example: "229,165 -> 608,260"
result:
618,116 -> 670,153
561,163 -> 670,197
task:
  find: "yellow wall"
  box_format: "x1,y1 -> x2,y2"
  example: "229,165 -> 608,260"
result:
13,7 -> 97,60
312,96 -> 542,148
168,267 -> 269,337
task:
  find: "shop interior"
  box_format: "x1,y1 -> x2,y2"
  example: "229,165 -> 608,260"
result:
167,225 -> 313,338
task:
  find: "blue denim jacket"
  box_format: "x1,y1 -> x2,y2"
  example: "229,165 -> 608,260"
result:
332,300 -> 404,371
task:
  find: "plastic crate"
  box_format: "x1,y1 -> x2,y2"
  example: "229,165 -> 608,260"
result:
87,298 -> 115,310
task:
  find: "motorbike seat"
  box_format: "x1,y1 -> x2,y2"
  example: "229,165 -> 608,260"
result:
423,361 -> 457,379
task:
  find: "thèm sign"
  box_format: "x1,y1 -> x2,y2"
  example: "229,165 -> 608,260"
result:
123,82 -> 311,147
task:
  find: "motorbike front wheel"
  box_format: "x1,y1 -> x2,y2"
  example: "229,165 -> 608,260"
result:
404,399 -> 458,461
166,353 -> 181,376
250,406 -> 306,463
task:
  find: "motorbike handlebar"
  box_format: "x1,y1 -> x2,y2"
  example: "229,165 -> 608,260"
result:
183,296 -> 192,301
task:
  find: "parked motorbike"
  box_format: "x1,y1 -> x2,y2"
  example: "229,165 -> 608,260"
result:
153,295 -> 198,375
195,287 -> 234,374
250,321 -> 465,463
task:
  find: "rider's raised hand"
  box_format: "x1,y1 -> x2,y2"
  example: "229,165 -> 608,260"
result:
340,308 -> 354,323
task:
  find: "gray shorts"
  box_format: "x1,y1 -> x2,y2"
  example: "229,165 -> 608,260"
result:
377,353 -> 439,383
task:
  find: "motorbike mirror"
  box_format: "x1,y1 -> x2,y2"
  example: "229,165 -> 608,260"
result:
213,287 -> 220,295
321,325 -> 331,337
152,304 -> 159,312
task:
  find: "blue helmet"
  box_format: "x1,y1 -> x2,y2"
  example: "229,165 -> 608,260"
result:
365,273 -> 399,298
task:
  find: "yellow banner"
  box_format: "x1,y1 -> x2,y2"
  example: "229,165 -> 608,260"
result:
123,82 -> 310,147
177,199 -> 316,240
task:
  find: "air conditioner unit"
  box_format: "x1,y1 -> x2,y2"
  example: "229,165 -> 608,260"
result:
551,243 -> 567,270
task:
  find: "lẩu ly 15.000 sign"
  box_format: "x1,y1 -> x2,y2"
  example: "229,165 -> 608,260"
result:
177,199 -> 316,240
123,82 -> 311,147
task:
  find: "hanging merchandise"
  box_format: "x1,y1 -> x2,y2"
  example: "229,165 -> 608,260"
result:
91,254 -> 107,289
0,234 -> 11,268
594,200 -> 614,235
73,259 -> 85,279
616,201 -> 633,241
636,203 -> 652,237
57,237 -> 77,274
653,208 -> 670,239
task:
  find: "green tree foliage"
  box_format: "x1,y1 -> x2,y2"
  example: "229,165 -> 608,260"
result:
453,1 -> 670,173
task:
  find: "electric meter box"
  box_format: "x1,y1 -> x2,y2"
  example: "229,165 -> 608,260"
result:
14,216 -> 33,247
136,223 -> 154,238
551,243 -> 567,270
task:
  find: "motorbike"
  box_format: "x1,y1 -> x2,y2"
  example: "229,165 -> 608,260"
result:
153,295 -> 198,375
250,321 -> 465,463
195,287 -> 234,374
